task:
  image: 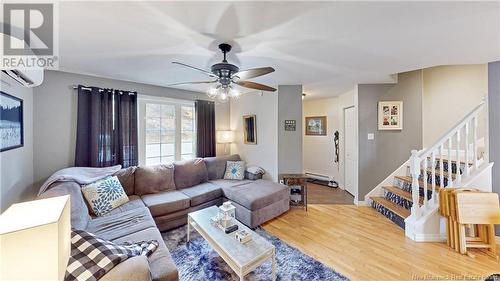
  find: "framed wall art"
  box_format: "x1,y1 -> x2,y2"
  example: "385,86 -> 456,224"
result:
305,116 -> 327,136
1,91 -> 24,152
243,114 -> 257,144
378,101 -> 403,130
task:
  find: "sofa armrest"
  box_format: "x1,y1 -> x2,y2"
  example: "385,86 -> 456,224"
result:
100,256 -> 152,281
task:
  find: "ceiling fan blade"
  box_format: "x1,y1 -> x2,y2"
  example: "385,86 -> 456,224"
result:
172,62 -> 218,78
235,81 -> 276,92
167,80 -> 217,86
233,67 -> 275,80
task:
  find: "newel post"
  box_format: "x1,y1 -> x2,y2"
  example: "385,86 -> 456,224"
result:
410,150 -> 421,219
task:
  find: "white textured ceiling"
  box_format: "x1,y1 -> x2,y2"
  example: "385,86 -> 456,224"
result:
57,1 -> 500,99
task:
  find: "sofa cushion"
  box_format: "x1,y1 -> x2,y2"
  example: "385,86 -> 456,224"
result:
113,227 -> 178,281
180,182 -> 222,207
222,179 -> 289,211
82,176 -> 130,217
173,158 -> 208,188
104,195 -> 145,216
38,181 -> 90,230
100,256 -> 151,281
141,191 -> 190,217
114,166 -> 136,196
86,207 -> 156,241
135,164 -> 175,196
204,154 -> 241,180
210,179 -> 253,188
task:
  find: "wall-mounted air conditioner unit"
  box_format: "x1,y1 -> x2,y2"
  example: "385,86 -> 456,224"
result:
2,69 -> 44,88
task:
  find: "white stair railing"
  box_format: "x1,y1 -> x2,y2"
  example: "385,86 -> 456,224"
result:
408,101 -> 485,221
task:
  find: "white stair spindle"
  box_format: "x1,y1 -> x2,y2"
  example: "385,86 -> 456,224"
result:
423,156 -> 428,207
456,129 -> 462,185
410,150 -> 421,218
448,138 -> 453,187
473,116 -> 478,171
464,122 -> 469,177
439,145 -> 444,204
431,151 -> 436,205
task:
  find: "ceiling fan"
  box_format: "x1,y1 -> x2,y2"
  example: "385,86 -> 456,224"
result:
169,43 -> 276,102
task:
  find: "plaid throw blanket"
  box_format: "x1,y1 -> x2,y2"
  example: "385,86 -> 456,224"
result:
65,229 -> 158,281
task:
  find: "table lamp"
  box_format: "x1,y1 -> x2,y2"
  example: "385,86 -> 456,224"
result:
216,130 -> 235,154
0,195 -> 71,281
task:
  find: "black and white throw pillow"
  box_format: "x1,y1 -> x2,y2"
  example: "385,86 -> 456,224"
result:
65,229 -> 158,281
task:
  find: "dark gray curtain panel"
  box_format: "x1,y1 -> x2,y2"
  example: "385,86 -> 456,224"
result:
115,92 -> 138,167
195,100 -> 216,158
75,85 -> 138,168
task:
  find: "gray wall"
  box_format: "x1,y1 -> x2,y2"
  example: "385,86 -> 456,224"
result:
33,70 -> 229,186
0,73 -> 35,212
488,61 -> 500,235
358,70 -> 423,199
277,85 -> 303,175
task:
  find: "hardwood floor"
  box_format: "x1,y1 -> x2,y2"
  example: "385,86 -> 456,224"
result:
262,204 -> 500,281
307,183 -> 354,205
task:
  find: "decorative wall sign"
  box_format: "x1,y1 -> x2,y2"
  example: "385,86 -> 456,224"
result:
305,116 -> 327,136
284,120 -> 296,131
378,101 -> 403,130
0,91 -> 24,152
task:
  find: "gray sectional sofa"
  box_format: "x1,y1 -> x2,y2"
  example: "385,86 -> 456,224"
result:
39,154 -> 289,281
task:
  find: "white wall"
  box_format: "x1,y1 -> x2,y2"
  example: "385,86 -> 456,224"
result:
0,73 -> 35,212
302,97 -> 340,181
32,70 -> 230,186
423,65 -> 488,147
337,87 -> 358,189
230,92 -> 278,181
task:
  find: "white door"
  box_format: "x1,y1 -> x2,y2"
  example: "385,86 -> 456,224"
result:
344,107 -> 357,197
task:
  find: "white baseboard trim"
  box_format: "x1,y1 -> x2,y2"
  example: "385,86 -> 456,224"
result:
414,233 -> 447,242
354,200 -> 370,206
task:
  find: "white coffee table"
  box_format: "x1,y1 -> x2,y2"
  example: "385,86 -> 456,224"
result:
187,206 -> 276,281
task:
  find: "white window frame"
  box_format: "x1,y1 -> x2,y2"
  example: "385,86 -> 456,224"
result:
138,95 -> 196,166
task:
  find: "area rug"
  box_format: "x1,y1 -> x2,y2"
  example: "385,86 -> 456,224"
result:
162,226 -> 349,281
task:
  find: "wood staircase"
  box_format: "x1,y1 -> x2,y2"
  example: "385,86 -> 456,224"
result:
370,159 -> 467,229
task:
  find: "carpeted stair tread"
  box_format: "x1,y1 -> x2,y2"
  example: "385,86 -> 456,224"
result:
395,175 -> 444,190
429,157 -> 473,166
382,185 -> 423,205
424,168 -> 457,179
370,197 -> 410,218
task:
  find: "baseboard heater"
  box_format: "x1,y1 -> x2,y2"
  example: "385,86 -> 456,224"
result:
305,172 -> 339,188
304,172 -> 330,181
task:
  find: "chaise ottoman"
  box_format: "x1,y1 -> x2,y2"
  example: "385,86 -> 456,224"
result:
222,179 -> 290,228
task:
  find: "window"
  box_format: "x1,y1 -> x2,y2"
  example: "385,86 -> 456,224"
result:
139,97 -> 196,166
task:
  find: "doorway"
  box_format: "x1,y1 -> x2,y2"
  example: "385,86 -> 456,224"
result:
343,106 -> 357,198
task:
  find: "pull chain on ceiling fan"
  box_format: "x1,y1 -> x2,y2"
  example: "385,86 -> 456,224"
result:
169,43 -> 276,102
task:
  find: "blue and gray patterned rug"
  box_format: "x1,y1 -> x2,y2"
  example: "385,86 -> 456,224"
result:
162,226 -> 349,281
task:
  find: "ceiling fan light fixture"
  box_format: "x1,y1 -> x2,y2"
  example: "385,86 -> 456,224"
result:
218,91 -> 229,103
207,86 -> 218,98
229,87 -> 240,98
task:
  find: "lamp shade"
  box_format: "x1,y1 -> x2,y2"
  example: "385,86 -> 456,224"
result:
216,130 -> 235,143
0,195 -> 71,281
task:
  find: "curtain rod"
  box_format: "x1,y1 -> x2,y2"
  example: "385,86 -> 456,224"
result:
71,85 -> 136,95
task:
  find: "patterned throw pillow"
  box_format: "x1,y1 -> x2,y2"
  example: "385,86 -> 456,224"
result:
81,176 -> 129,216
224,161 -> 246,180
65,229 -> 158,281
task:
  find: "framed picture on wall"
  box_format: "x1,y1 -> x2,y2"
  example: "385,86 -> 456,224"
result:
305,116 -> 327,136
378,101 -> 403,130
0,91 -> 24,152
